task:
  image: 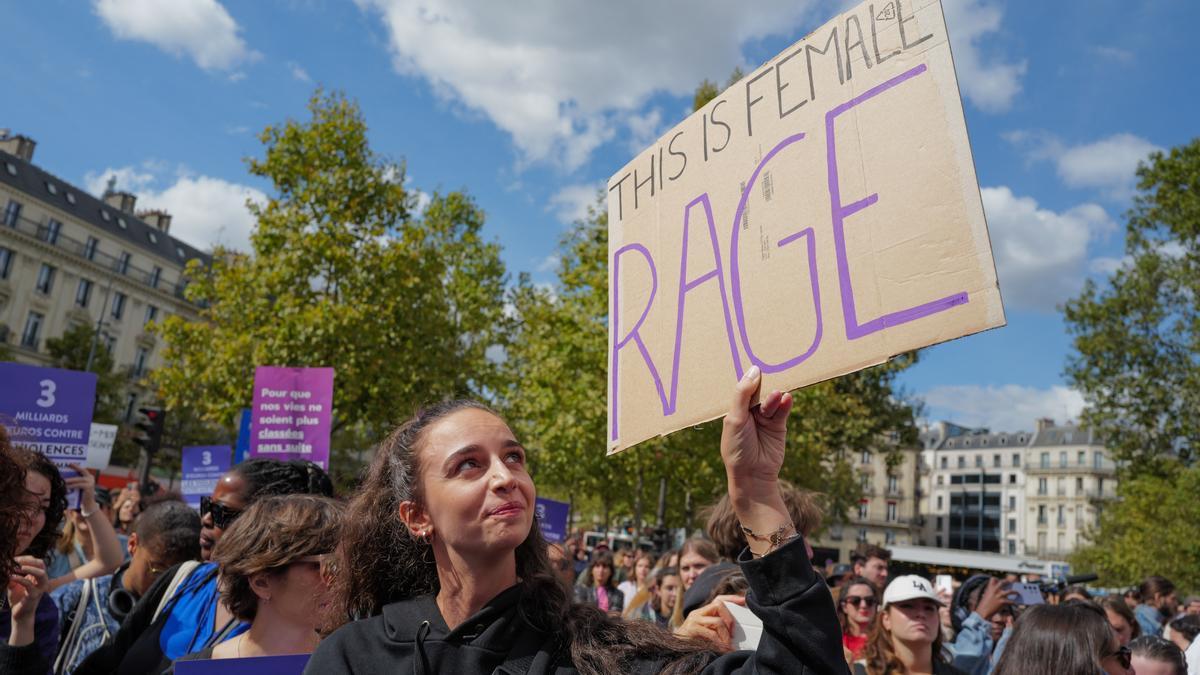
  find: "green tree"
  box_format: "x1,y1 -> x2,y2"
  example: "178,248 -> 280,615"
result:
44,322 -> 126,423
155,90 -> 511,472
1071,465 -> 1200,590
1063,139 -> 1200,476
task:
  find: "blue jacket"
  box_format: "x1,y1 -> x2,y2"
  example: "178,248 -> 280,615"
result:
945,612 -> 995,675
1135,603 -> 1164,637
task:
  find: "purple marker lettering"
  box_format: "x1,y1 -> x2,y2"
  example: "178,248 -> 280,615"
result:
729,133 -> 824,373
825,63 -> 969,340
666,194 -> 743,414
610,243 -> 668,441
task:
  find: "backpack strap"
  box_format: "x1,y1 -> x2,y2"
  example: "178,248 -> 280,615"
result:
54,578 -> 95,674
152,560 -> 203,623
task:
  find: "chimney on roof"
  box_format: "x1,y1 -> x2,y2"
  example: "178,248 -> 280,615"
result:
104,190 -> 137,214
0,132 -> 36,162
139,209 -> 172,234
1036,418 -> 1055,431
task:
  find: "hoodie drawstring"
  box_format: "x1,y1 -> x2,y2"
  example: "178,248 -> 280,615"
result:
414,619 -> 431,675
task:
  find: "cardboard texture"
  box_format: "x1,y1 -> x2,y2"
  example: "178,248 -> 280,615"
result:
607,0 -> 1005,453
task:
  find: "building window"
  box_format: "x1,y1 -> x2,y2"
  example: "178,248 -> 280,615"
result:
957,456 -> 965,469
1057,506 -> 1065,526
1098,478 -> 1105,495
35,264 -> 55,294
44,219 -> 62,244
1008,518 -> 1016,534
1038,505 -> 1047,525
144,304 -> 158,326
940,457 -> 947,469
45,181 -> 58,195
886,502 -> 897,522
0,246 -> 12,279
937,475 -> 944,486
117,251 -> 131,274
3,199 -> 21,226
101,333 -> 116,354
860,474 -> 870,491
861,450 -> 870,465
21,312 -> 44,348
134,346 -> 150,377
1038,478 -> 1047,495
1094,451 -> 1103,469
993,454 -> 1001,467
1007,539 -> 1016,555
111,292 -> 127,320
1076,477 -> 1084,493
75,278 -> 93,308
66,192 -> 76,205
936,516 -> 944,530
1013,453 -> 1021,467
1040,452 -> 1050,469
147,231 -> 158,244
124,393 -> 137,422
150,266 -> 161,289
885,530 -> 895,545
857,529 -> 868,543
858,501 -> 869,520
1077,450 -> 1086,466
1009,495 -> 1016,509
84,236 -> 98,260
1059,451 -> 1067,468
974,455 -> 983,468
1009,473 -> 1017,484
887,475 -> 898,494
100,209 -> 111,222
936,535 -> 943,548
1057,478 -> 1066,496
117,217 -> 127,230
936,495 -> 943,510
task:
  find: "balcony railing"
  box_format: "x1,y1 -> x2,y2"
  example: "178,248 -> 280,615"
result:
3,211 -> 195,301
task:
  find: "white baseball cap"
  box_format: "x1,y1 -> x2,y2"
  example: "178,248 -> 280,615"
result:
882,575 -> 944,608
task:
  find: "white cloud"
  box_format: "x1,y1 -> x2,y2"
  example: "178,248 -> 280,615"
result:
354,0 -> 827,169
941,0 -> 1026,112
289,62 -> 311,82
1006,131 -> 1162,200
84,165 -> 265,252
922,384 -> 1086,433
535,254 -> 560,273
626,108 -> 664,153
982,186 -> 1115,311
547,183 -> 600,225
93,0 -> 259,71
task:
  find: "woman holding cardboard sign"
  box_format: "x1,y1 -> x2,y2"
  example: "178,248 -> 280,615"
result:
308,366 -> 846,675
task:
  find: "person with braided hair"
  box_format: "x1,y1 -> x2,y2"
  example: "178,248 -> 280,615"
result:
75,458 -> 333,675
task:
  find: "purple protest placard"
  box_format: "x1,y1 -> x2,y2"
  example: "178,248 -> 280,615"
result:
0,363 -> 98,507
181,446 -> 232,509
535,497 -> 569,544
174,654 -> 309,675
249,367 -> 334,469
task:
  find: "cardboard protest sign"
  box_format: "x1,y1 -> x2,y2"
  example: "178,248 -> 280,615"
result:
181,445 -> 232,508
85,423 -> 119,470
535,497 -> 570,544
0,363 -> 98,505
249,367 -> 334,468
607,0 -> 1004,453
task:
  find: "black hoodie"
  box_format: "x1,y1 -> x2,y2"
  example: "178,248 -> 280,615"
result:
304,536 -> 849,675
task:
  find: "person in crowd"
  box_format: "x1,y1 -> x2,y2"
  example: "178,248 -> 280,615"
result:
827,563 -> 855,589
946,575 -> 1015,674
2,427 -> 55,675
622,566 -> 669,624
1125,588 -> 1143,608
676,538 -> 719,592
853,544 -> 891,591
617,551 -> 656,610
75,458 -> 334,675
574,550 -> 625,615
991,602 -> 1133,675
1184,596 -> 1200,616
52,499 -> 201,674
1061,585 -> 1092,603
612,549 -> 632,585
93,487 -> 115,529
46,496 -> 128,592
6,448 -> 107,670
172,495 -> 343,667
857,575 -> 964,675
112,487 -> 142,537
682,482 -> 822,618
836,576 -> 878,662
653,567 -> 685,629
1103,595 -> 1142,646
1137,576 -> 1179,637
1128,635 -> 1187,675
308,371 -> 848,674
656,548 -> 681,573
547,544 -> 576,587
1168,615 -> 1200,653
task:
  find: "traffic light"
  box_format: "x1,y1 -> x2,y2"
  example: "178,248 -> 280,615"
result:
133,407 -> 166,456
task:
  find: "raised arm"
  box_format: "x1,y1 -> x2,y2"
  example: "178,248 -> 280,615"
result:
49,465 -> 125,591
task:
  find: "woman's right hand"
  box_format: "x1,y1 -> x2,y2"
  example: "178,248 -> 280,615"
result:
674,594 -> 746,653
7,556 -> 49,646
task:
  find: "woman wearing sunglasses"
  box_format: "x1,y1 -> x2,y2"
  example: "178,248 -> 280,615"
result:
170,495 -> 343,669
991,602 -> 1133,675
837,576 -> 878,663
74,459 -> 333,675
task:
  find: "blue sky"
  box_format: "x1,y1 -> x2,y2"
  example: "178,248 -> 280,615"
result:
5,0 -> 1196,434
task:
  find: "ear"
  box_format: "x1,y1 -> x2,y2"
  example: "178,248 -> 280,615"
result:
398,500 -> 432,537
249,572 -> 273,602
127,532 -> 139,557
880,607 -> 892,632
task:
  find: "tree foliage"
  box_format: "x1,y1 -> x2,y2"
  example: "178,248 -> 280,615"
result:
45,322 -> 126,424
1063,139 -> 1200,476
1072,464 -> 1200,590
154,91 -> 511,465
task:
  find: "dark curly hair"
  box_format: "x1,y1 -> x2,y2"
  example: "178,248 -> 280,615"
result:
229,458 -> 334,499
0,426 -> 30,575
10,443 -> 69,561
330,399 -> 718,675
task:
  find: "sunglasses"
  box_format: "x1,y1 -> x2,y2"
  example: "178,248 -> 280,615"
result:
292,553 -> 336,578
199,496 -> 242,529
1103,645 -> 1131,670
844,595 -> 878,609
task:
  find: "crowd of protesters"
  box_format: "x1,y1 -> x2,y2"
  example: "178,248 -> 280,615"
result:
4,369 -> 1200,674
